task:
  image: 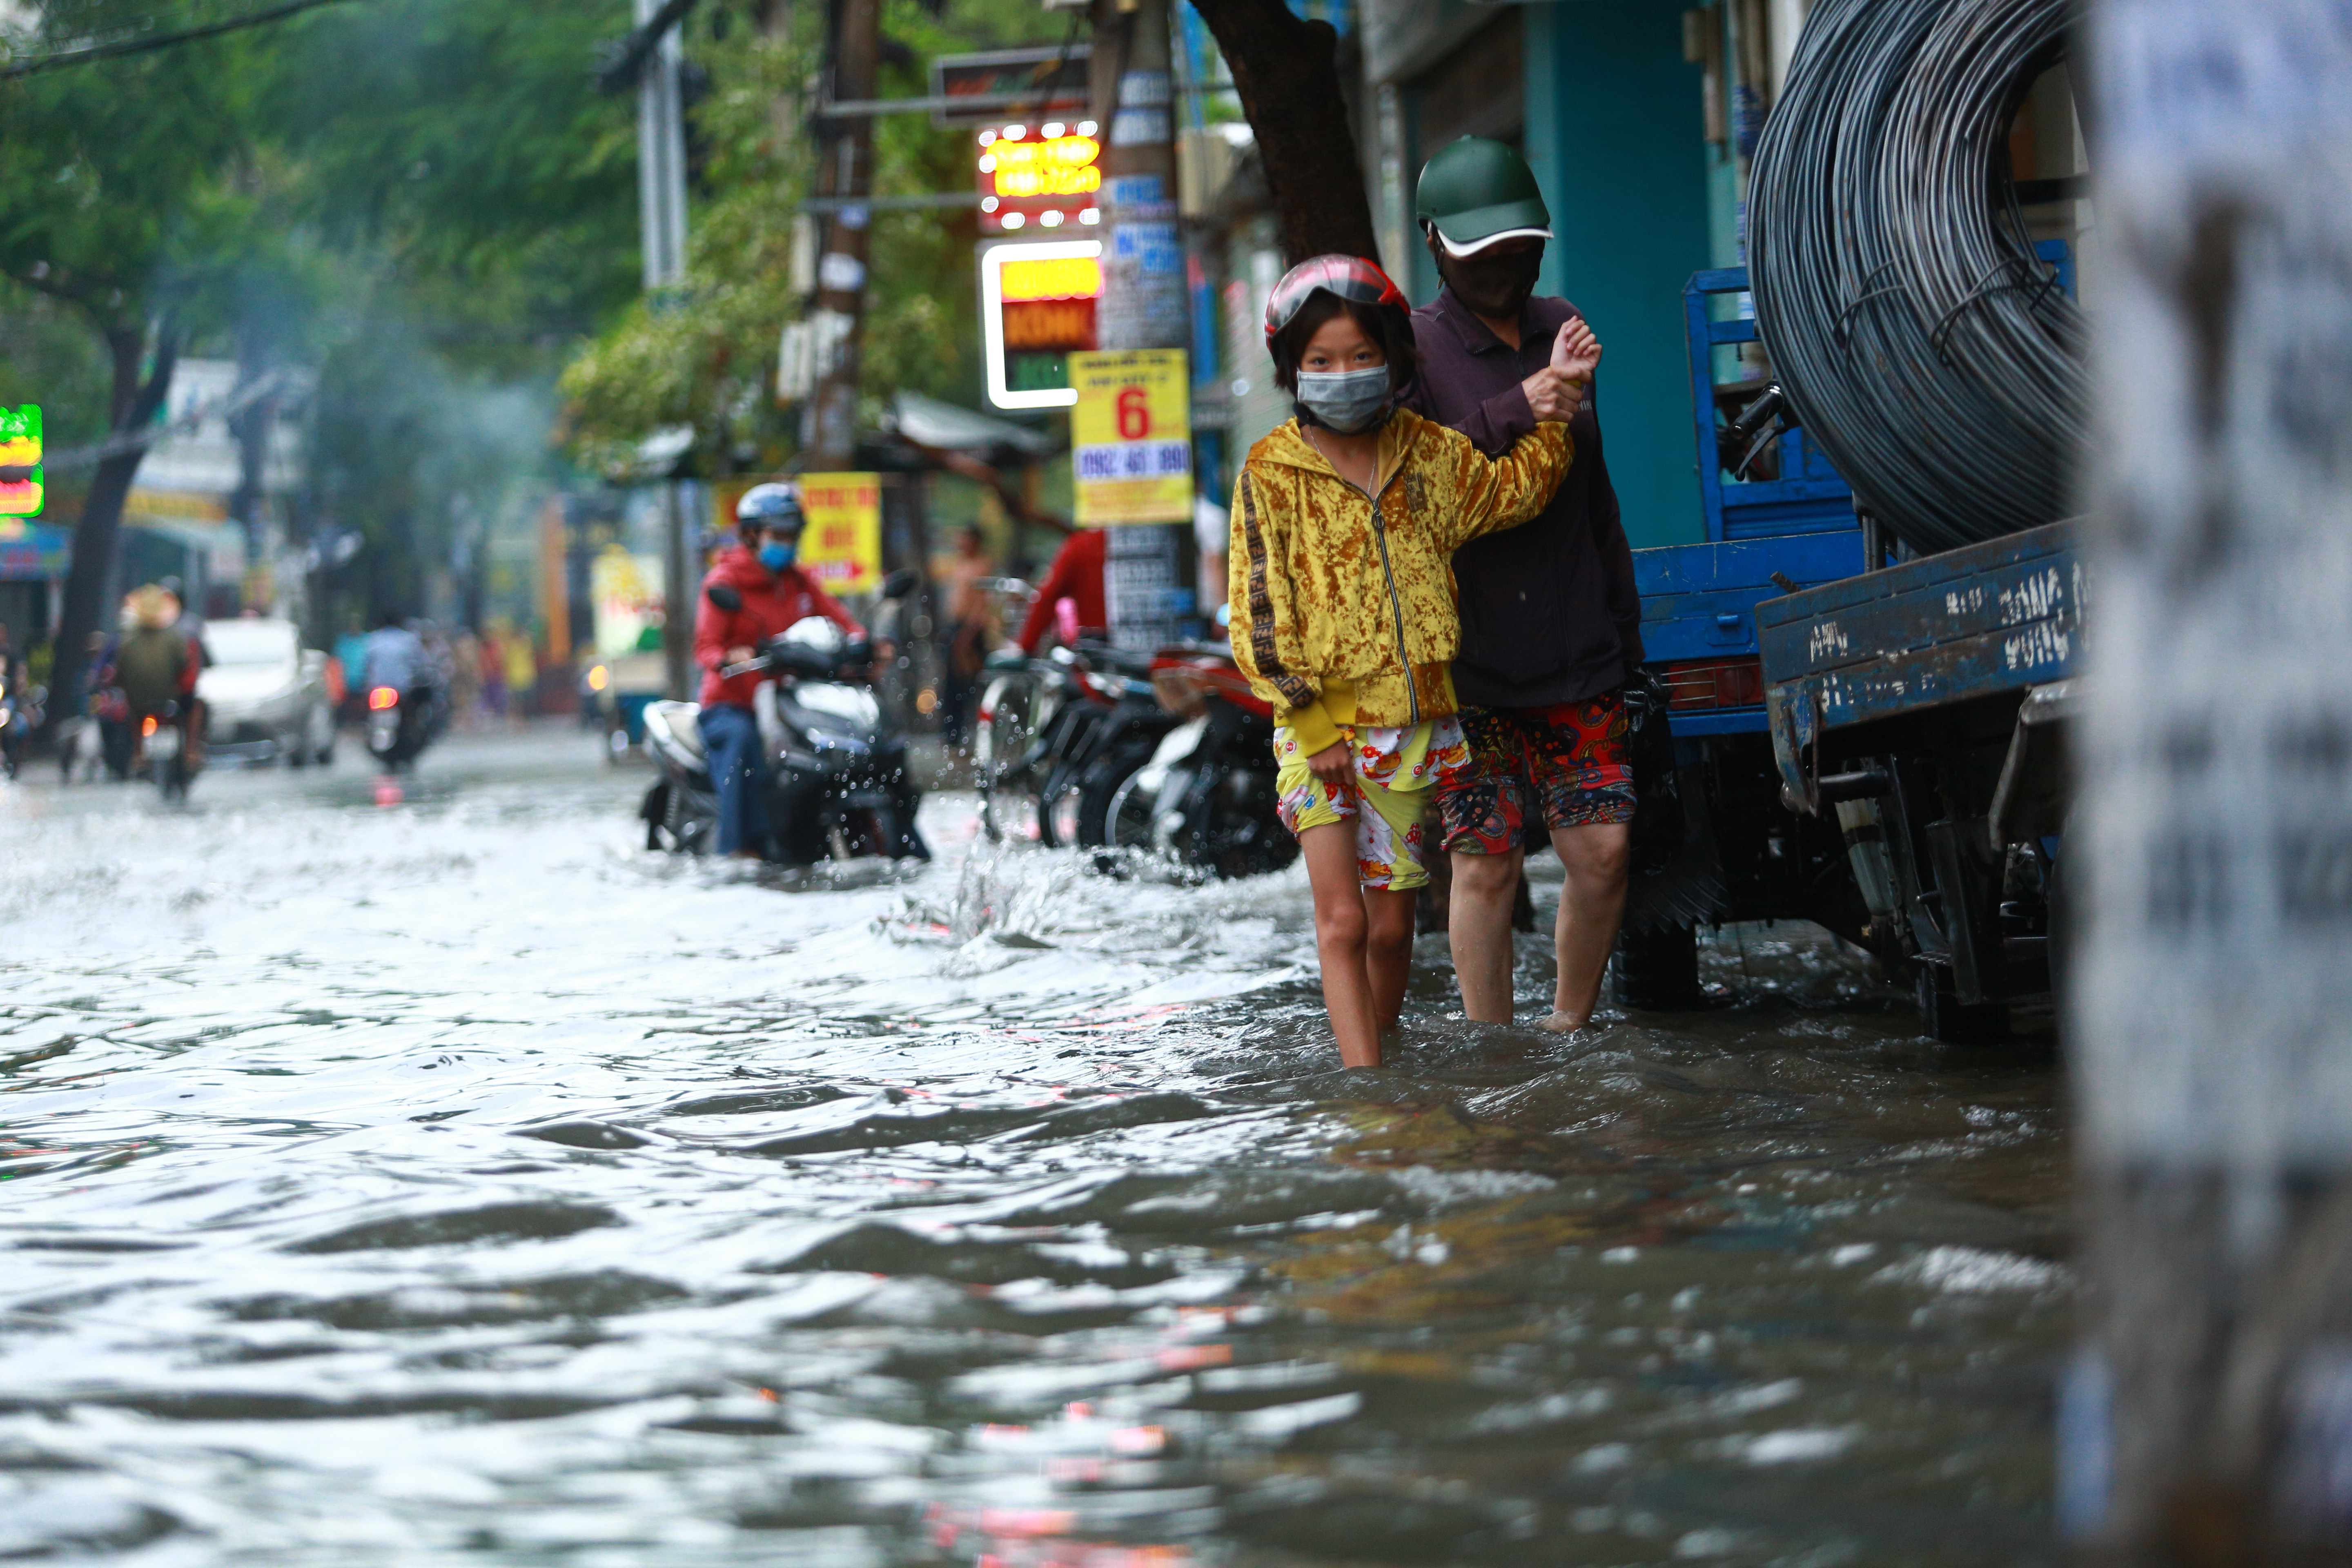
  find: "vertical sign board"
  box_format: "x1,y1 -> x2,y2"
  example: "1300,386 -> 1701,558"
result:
1069,349 -> 1191,525
794,472 -> 884,596
0,406 -> 41,517
2077,0 -> 2352,1546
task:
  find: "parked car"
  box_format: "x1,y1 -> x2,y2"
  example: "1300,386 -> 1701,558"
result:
199,617 -> 337,766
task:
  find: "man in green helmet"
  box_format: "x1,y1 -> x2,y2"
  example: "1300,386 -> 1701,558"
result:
1403,136 -> 1645,1033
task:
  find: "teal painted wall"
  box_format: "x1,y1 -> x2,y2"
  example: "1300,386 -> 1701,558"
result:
1522,2 -> 1714,548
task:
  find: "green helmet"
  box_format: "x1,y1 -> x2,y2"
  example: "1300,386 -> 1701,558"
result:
1414,136 -> 1552,255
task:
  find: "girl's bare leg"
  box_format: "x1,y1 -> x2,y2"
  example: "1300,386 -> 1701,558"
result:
1362,886 -> 1418,1035
1300,823 -> 1383,1067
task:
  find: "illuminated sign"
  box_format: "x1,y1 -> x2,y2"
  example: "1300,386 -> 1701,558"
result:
0,405 -> 40,518
980,239 -> 1102,411
977,121 -> 1102,236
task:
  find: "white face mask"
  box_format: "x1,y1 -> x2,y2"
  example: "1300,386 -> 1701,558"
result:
1294,366 -> 1393,435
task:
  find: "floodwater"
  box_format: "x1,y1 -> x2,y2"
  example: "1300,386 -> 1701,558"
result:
1,728 -> 2067,1566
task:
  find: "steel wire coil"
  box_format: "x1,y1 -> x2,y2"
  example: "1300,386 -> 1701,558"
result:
1748,0 -> 2084,555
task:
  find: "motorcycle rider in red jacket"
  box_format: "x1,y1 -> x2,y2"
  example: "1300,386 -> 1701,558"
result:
694,483 -> 863,857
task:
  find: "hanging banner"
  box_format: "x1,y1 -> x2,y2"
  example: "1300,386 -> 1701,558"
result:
0,406 -> 42,518
1069,348 -> 1191,525
795,472 -> 885,594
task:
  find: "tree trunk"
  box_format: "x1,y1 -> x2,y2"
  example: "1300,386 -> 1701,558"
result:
47,324 -> 178,732
1185,0 -> 1380,266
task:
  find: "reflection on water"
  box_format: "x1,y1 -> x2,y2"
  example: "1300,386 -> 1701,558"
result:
0,731 -> 2065,1565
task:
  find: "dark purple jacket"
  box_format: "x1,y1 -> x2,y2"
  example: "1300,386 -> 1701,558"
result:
1402,287 -> 1644,709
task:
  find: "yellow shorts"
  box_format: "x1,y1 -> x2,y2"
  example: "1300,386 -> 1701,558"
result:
1272,716 -> 1469,891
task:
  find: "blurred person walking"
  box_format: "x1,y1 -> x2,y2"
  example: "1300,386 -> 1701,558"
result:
938,524 -> 995,747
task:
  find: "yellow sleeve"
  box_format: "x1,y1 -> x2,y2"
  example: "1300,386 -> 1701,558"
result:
1280,677 -> 1356,756
1430,421 -> 1574,554
1227,467 -> 1324,719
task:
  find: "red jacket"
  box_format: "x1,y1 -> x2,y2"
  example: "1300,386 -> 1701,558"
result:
1016,528 -> 1108,652
694,544 -> 863,709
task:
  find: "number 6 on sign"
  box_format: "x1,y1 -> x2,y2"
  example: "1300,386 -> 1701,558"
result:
1070,348 -> 1192,526
1116,386 -> 1151,440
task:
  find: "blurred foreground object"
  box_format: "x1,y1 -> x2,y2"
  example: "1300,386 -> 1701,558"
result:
2074,0 -> 2352,1554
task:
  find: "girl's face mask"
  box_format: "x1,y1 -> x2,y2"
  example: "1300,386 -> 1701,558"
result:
1294,366 -> 1393,435
758,538 -> 799,573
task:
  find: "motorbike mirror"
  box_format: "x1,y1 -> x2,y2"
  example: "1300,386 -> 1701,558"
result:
880,568 -> 920,601
705,583 -> 743,613
1213,602 -> 1232,630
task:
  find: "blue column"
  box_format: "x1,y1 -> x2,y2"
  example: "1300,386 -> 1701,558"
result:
1523,1 -> 1714,548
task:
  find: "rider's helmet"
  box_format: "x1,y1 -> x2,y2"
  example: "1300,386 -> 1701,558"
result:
1261,254 -> 1415,391
735,481 -> 806,537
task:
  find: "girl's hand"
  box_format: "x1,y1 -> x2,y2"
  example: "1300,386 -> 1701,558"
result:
1306,739 -> 1353,788
1520,319 -> 1604,421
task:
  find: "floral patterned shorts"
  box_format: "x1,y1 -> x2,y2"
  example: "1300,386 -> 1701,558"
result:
1272,716 -> 1470,891
1436,693 -> 1637,856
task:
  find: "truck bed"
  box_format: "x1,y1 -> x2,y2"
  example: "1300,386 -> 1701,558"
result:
1755,519 -> 2082,807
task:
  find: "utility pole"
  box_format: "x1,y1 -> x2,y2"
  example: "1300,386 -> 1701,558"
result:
804,0 -> 880,470
1090,0 -> 1190,652
2073,0 -> 2352,1556
633,0 -> 692,695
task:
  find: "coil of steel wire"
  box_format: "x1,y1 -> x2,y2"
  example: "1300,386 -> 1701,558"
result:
1748,0 -> 2083,556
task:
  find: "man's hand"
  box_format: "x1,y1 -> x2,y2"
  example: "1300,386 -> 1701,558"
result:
1306,739 -> 1353,789
1518,318 -> 1605,422
725,645 -> 755,666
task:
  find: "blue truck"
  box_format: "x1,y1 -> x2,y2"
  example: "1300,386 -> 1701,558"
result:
1622,264 -> 2078,1040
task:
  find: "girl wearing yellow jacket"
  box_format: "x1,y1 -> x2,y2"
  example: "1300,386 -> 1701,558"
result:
1229,255 -> 1599,1067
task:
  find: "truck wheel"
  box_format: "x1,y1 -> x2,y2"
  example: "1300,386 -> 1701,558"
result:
1615,923 -> 1703,1010
1914,964 -> 2009,1044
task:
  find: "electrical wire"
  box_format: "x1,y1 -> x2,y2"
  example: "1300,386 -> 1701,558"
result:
1748,0 -> 2084,555
0,0 -> 361,80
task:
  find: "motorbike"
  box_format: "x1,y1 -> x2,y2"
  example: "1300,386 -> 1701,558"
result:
1120,644 -> 1296,879
639,606 -> 929,866
365,681 -> 444,772
138,703 -> 191,800
0,674 -> 40,781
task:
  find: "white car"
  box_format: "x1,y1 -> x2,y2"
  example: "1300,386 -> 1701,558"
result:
199,618 -> 336,766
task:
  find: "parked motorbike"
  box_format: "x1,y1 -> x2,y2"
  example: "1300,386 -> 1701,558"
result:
365,682 -> 443,772
639,607 -> 929,866
974,644 -> 1101,844
0,675 -> 41,781
1123,644 -> 1296,879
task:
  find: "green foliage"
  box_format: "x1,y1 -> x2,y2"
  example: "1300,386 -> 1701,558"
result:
559,0 -> 1063,471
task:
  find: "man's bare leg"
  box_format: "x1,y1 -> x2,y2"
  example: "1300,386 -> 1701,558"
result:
1447,846 -> 1524,1023
1541,821 -> 1632,1029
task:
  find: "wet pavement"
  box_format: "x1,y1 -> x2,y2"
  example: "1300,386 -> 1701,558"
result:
1,726 -> 2067,1566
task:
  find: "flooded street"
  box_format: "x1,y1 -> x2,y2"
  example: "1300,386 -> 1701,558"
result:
1,728 -> 2066,1566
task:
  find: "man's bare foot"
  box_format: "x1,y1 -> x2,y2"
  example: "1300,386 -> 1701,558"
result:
1535,1010 -> 1587,1033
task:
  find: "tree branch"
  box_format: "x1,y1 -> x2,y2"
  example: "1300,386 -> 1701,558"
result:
1185,0 -> 1380,266
0,0 -> 365,80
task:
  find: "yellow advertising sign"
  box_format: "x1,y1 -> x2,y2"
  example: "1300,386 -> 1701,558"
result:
795,472 -> 884,594
1069,349 -> 1191,525
710,474 -> 886,595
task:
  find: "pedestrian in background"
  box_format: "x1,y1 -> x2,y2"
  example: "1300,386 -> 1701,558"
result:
1406,137 -> 1644,1033
448,629 -> 483,728
1230,255 -> 1592,1068
938,524 -> 995,748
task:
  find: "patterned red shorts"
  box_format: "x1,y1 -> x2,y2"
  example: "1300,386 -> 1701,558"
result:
1435,693 -> 1637,855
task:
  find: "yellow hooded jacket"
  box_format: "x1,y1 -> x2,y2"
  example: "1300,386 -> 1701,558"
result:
1227,409 -> 1571,755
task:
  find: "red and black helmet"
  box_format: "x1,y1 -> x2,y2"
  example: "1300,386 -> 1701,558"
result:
1263,254 -> 1411,359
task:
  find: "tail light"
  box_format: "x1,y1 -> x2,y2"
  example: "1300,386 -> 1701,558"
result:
368,687 -> 400,710
141,715 -> 158,737
1662,657 -> 1764,710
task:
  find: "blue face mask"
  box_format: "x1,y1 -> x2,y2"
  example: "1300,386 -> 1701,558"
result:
758,540 -> 797,573
1294,365 -> 1393,435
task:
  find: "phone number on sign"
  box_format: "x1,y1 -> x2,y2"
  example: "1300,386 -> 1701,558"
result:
1074,440 -> 1190,481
